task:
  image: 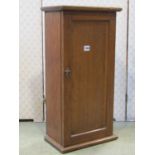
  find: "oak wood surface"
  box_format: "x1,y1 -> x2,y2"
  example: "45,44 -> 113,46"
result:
45,12 -> 62,143
41,5 -> 122,12
45,134 -> 118,153
43,6 -> 120,152
63,12 -> 116,146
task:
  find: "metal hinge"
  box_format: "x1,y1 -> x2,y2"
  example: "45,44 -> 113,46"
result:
43,95 -> 46,105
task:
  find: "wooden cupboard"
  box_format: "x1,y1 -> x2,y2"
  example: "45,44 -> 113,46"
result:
42,6 -> 122,153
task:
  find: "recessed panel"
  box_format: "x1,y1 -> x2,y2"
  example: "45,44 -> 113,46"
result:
70,20 -> 109,136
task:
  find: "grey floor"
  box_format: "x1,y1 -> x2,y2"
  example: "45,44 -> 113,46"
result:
19,122 -> 135,155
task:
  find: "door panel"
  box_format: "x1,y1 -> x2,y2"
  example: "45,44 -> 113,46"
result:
63,13 -> 116,146
71,21 -> 108,135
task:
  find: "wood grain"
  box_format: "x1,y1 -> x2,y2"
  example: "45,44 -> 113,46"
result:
43,6 -> 121,152
41,5 -> 122,12
63,12 -> 116,146
45,12 -> 62,144
45,134 -> 118,153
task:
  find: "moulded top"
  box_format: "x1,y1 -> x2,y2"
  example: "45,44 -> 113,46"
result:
41,5 -> 122,12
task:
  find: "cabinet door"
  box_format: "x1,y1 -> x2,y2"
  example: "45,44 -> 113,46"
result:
63,12 -> 116,146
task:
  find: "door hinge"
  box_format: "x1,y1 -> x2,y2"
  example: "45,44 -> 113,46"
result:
43,95 -> 46,105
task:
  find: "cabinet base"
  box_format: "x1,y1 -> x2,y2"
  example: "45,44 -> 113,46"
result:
45,134 -> 118,153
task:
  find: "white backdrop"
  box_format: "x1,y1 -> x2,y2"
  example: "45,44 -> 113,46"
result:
19,0 -> 43,122
19,0 -> 135,122
127,0 -> 135,121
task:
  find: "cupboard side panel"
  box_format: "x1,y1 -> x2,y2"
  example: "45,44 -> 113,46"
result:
45,12 -> 62,143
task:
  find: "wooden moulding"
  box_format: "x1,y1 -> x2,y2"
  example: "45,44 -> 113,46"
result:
41,5 -> 122,12
45,135 -> 118,153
